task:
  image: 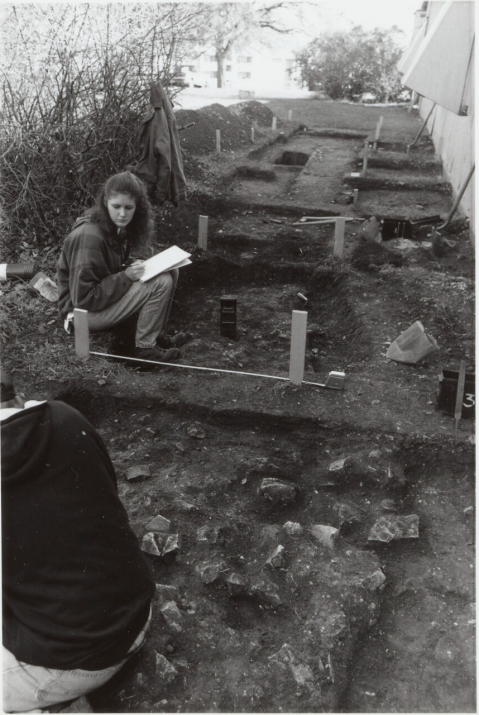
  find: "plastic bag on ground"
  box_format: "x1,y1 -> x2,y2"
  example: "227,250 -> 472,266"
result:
386,321 -> 439,364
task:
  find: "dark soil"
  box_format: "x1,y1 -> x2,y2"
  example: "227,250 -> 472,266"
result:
1,98 -> 475,713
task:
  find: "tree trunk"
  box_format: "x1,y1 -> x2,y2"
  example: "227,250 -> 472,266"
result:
216,49 -> 225,88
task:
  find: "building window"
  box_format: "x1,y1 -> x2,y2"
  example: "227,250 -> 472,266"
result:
226,65 -> 232,71
239,71 -> 251,79
207,71 -> 218,78
208,54 -> 217,62
238,56 -> 252,64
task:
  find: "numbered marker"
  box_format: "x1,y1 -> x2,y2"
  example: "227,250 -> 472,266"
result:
198,215 -> 208,250
334,218 -> 346,258
289,310 -> 307,385
74,309 -> 89,359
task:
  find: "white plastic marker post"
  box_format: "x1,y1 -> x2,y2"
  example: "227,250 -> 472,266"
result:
74,309 -> 89,359
288,109 -> 293,121
406,145 -> 411,156
353,189 -> 359,205
289,310 -> 308,386
334,217 -> 346,258
272,116 -> 277,130
198,215 -> 208,250
216,129 -> 221,153
362,139 -> 369,176
251,126 -> 255,143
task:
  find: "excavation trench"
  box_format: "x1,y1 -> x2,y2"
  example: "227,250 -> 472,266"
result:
50,382 -> 473,714
33,111 -> 474,712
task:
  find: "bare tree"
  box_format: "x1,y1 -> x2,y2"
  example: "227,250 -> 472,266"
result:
199,2 -> 304,88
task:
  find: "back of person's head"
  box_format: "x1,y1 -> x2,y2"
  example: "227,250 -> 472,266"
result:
1,371 -> 16,404
89,171 -> 153,247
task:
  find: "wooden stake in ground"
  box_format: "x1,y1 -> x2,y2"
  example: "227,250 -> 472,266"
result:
289,310 -> 307,386
334,217 -> 346,258
251,126 -> 255,143
374,116 -> 383,142
74,309 -> 89,358
288,109 -> 293,121
272,117 -> 277,130
216,129 -> 221,153
362,140 -> 369,176
353,189 -> 359,205
198,215 -> 208,250
454,359 -> 467,437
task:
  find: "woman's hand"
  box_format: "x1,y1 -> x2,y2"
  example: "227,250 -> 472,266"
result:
125,260 -> 145,281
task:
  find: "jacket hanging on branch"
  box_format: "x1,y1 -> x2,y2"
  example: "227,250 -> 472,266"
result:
128,81 -> 187,207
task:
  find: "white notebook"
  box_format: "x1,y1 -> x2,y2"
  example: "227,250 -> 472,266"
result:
139,245 -> 192,282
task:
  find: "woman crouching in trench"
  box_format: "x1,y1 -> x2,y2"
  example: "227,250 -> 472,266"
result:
57,171 -> 186,363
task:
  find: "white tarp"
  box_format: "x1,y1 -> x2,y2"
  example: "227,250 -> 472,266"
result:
400,1 -> 474,115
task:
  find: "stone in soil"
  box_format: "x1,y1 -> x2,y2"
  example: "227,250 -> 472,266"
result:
368,514 -> 420,542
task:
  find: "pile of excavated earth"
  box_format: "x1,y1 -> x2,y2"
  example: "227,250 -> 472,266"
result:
7,99 -> 475,713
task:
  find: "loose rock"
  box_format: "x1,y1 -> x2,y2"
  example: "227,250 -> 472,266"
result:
258,478 -> 297,506
155,583 -> 178,604
265,545 -> 285,569
283,521 -> 303,535
197,525 -> 220,543
146,515 -> 171,533
125,464 -> 151,482
268,644 -> 316,691
248,575 -> 282,606
361,569 -> 387,591
141,532 -> 180,557
155,652 -> 178,684
223,571 -> 247,596
160,601 -> 183,633
368,514 -> 419,542
187,422 -> 206,439
196,559 -> 228,584
309,525 -> 339,548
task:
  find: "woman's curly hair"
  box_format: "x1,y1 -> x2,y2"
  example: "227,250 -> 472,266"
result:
87,172 -> 154,249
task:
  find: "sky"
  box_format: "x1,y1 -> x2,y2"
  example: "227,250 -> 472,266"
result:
302,0 -> 423,35
261,0 -> 424,55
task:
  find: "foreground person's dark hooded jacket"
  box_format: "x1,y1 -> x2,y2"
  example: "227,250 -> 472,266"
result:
1,400 -> 155,670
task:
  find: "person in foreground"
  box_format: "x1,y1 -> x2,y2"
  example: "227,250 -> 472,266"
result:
57,171 -> 185,363
1,371 -> 155,712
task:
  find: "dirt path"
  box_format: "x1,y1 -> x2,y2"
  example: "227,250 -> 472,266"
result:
4,99 -> 474,713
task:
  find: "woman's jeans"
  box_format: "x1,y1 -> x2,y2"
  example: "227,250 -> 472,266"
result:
3,609 -> 152,713
87,269 -> 179,348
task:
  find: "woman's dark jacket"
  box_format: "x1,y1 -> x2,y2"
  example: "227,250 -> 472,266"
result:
57,217 -> 131,320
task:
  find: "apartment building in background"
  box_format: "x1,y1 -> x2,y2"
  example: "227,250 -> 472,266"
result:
176,40 -> 299,92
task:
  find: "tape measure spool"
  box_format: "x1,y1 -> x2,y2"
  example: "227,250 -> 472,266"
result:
0,263 -> 36,281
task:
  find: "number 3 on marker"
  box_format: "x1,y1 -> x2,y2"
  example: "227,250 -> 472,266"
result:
463,393 -> 475,408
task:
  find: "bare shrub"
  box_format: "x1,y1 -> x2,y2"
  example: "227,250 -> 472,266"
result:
0,3 -> 208,256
